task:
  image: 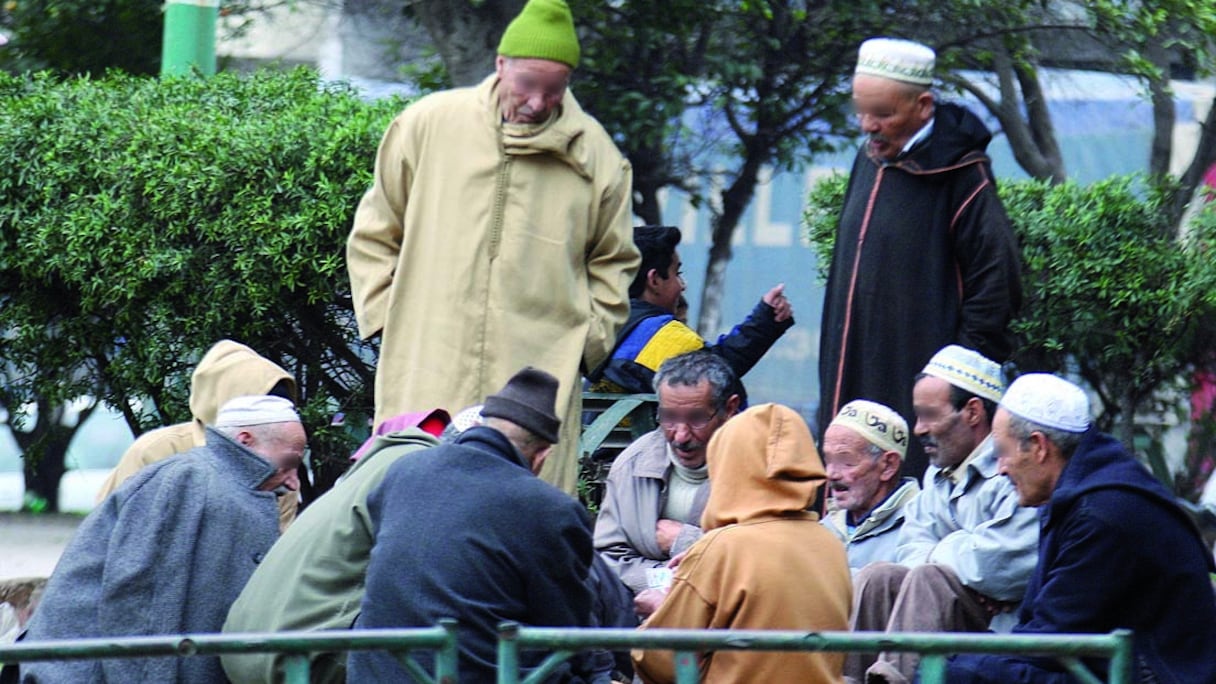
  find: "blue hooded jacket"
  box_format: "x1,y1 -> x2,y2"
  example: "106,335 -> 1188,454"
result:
948,429 -> 1216,683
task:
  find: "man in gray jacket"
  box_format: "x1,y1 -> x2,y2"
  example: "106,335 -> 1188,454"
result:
850,345 -> 1039,684
21,396 -> 304,684
593,351 -> 740,609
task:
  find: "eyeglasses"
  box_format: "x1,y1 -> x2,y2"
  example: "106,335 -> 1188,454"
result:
656,407 -> 719,431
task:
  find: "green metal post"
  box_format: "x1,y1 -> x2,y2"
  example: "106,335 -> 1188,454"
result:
674,650 -> 699,683
497,623 -> 520,684
160,0 -> 218,77
435,619 -> 460,684
918,653 -> 947,684
1108,629 -> 1135,684
280,653 -> 309,684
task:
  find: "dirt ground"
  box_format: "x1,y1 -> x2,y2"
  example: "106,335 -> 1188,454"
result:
0,512 -> 81,581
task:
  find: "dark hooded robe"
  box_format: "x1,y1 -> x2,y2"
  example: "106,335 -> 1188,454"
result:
817,102 -> 1022,478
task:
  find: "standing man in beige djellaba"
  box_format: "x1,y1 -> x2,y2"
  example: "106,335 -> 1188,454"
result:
346,0 -> 639,493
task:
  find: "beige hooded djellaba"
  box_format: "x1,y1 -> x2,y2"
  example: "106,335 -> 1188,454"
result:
95,340 -> 299,529
347,74 -> 638,493
633,404 -> 852,683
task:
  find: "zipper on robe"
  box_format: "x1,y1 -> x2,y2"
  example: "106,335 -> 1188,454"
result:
490,154 -> 512,259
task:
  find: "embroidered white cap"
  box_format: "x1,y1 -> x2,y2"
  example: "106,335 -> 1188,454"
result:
829,399 -> 909,460
1000,374 -> 1091,433
921,345 -> 1005,403
856,37 -> 936,85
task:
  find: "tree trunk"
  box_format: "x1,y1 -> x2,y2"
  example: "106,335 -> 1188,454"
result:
1146,43 -> 1175,179
951,46 -> 1065,183
1116,387 -> 1143,474
632,181 -> 662,226
413,0 -> 525,87
12,397 -> 94,512
1170,94 -> 1216,230
695,155 -> 763,338
1014,61 -> 1066,184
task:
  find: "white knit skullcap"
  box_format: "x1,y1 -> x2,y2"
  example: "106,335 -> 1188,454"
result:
214,395 -> 300,428
921,345 -> 1005,403
856,38 -> 936,85
829,399 -> 909,460
1000,374 -> 1091,433
451,404 -> 485,433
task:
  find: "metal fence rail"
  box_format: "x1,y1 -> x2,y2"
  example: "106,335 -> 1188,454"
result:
0,621 -> 460,684
496,623 -> 1135,684
1,622 -> 1135,684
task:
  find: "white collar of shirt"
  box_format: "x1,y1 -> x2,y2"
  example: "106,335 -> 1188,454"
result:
899,118 -> 935,157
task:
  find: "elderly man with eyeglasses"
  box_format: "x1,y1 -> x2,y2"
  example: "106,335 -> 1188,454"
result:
594,351 -> 741,615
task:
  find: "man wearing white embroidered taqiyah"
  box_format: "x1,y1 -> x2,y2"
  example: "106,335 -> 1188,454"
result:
818,37 -> 1022,482
847,345 -> 1039,684
821,399 -> 921,573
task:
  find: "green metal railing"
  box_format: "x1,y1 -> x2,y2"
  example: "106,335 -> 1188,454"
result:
0,621 -> 459,684
496,624 -> 1135,684
2,621 -> 1136,683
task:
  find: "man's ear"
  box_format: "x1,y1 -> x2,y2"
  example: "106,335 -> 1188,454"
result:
914,90 -> 935,122
645,267 -> 663,292
724,393 -> 742,416
962,397 -> 984,427
531,444 -> 553,475
879,451 -> 902,481
233,428 -> 256,448
1030,432 -> 1052,464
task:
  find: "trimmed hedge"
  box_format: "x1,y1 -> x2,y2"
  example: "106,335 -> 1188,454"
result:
0,68 -> 409,486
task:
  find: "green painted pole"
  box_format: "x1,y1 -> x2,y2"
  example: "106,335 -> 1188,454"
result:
280,654 -> 309,684
1108,629 -> 1135,684
435,619 -> 460,684
497,623 -> 520,684
160,0 -> 218,77
674,650 -> 699,683
918,653 -> 947,684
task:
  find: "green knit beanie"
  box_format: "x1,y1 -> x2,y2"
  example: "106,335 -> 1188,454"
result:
497,0 -> 580,69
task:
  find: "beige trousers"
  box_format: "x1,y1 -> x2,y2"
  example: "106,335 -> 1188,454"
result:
845,562 -> 994,683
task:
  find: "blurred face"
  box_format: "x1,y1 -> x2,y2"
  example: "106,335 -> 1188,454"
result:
656,379 -> 734,469
651,250 -> 686,312
913,376 -> 979,470
852,73 -> 934,161
249,422 -> 306,493
994,409 -> 1053,507
495,56 -> 571,125
822,424 -> 897,517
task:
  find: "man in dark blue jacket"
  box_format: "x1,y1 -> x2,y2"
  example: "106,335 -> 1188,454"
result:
947,373 -> 1216,684
349,367 -> 602,683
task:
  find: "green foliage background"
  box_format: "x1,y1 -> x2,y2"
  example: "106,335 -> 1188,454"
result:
803,172 -> 1216,489
0,68 -> 408,481
0,0 -> 163,75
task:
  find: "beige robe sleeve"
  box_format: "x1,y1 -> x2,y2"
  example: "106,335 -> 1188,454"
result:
347,113 -> 413,340
581,159 -> 639,372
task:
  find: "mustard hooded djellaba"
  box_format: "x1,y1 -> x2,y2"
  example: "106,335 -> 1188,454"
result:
95,340 -> 299,529
346,75 -> 638,493
633,404 -> 853,684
